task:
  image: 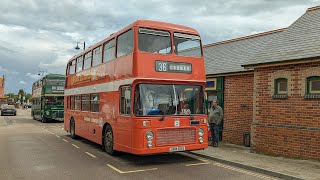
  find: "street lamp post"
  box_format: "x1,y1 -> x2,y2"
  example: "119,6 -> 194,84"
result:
75,41 -> 86,50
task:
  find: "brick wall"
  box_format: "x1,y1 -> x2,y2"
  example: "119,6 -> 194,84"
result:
252,62 -> 320,160
223,73 -> 254,145
0,76 -> 4,97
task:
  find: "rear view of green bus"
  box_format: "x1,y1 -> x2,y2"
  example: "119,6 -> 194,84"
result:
31,74 -> 65,123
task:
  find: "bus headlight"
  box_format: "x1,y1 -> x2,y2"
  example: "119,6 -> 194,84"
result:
147,141 -> 153,148
198,128 -> 204,137
199,137 -> 204,143
146,130 -> 154,140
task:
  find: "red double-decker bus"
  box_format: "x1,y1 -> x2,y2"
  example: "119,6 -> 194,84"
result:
64,20 -> 208,155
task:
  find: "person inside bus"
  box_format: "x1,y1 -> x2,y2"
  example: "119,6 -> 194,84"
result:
134,89 -> 142,115
182,103 -> 191,115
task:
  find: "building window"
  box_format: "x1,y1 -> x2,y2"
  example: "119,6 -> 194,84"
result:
104,39 -> 115,62
120,86 -> 131,115
206,78 -> 217,91
273,78 -> 288,99
90,94 -> 100,112
92,46 -> 102,66
117,29 -> 134,58
75,95 -> 81,110
83,51 -> 92,70
305,76 -> 320,99
81,94 -> 90,111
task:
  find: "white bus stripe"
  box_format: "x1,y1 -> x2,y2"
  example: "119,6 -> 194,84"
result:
64,78 -> 135,96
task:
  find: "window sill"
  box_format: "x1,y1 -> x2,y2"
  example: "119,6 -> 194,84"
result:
272,94 -> 288,99
304,94 -> 320,99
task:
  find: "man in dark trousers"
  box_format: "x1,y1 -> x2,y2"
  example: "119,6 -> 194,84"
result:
209,99 -> 223,147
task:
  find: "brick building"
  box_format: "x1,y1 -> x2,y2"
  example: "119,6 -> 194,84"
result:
203,6 -> 320,160
0,75 -> 7,105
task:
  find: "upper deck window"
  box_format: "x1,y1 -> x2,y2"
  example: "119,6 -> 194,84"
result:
69,60 -> 76,75
103,39 -> 115,62
138,28 -> 171,54
76,56 -> 83,72
173,33 -> 202,58
92,46 -> 102,66
83,51 -> 92,70
117,29 -> 134,58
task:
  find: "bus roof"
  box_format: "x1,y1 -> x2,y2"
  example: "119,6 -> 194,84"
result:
32,73 -> 65,87
44,73 -> 65,79
68,20 -> 200,63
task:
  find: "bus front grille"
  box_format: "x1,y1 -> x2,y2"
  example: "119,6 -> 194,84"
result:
156,128 -> 196,146
52,110 -> 64,119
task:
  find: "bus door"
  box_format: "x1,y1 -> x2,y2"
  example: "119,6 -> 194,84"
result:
116,86 -> 132,150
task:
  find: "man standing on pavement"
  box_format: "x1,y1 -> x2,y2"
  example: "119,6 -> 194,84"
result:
209,99 -> 223,147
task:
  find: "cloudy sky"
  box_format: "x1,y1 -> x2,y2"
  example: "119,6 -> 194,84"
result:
0,0 -> 319,94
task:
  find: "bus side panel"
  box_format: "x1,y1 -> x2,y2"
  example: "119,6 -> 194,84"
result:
100,91 -> 119,148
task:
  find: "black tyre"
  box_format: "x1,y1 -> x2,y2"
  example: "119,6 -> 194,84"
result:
104,125 -> 116,155
42,116 -> 49,123
14,113 -> 16,116
70,119 -> 77,139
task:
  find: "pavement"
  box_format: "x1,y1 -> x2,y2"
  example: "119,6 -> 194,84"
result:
191,142 -> 320,180
0,109 -> 277,180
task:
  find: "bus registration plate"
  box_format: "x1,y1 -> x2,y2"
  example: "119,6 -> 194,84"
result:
169,146 -> 185,152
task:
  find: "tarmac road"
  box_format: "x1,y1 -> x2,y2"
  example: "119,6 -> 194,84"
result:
0,109 -> 277,180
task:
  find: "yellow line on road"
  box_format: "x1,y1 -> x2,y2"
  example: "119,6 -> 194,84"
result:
213,163 -> 274,180
62,139 -> 68,142
72,144 -> 80,149
85,152 -> 96,158
185,162 -> 210,166
106,164 -> 158,174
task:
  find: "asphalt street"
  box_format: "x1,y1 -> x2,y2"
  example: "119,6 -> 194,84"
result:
0,109 -> 277,180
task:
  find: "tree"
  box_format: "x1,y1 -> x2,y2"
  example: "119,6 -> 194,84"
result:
18,89 -> 25,103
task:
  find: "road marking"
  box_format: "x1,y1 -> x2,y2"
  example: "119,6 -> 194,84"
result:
85,152 -> 96,158
56,125 -> 61,128
62,139 -> 68,142
72,144 -> 80,149
185,162 -> 210,166
55,135 -> 61,138
61,128 -> 64,130
213,163 -> 275,180
49,132 -> 55,135
106,164 -> 158,174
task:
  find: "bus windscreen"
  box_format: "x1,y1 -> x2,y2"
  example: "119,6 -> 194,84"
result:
134,84 -> 204,116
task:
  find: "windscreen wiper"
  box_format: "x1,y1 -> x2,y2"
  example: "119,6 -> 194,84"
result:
188,111 -> 194,120
159,113 -> 166,121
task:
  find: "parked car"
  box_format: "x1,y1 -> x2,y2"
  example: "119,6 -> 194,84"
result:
1,105 -> 17,116
0,104 -> 8,110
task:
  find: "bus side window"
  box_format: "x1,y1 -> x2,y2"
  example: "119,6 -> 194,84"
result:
92,46 -> 102,66
69,60 -> 75,75
76,56 -> 83,73
120,86 -> 131,115
90,94 -> 100,112
74,95 -> 81,110
103,39 -> 115,62
117,29 -> 133,58
83,51 -> 92,70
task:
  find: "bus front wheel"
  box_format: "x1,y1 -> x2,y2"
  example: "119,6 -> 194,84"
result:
104,125 -> 115,155
70,119 -> 77,139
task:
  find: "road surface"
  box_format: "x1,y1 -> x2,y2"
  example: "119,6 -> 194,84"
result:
0,109 -> 277,180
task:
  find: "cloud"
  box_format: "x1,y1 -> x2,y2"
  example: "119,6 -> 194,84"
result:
0,0 -> 319,93
0,66 -> 9,73
26,73 -> 40,80
19,80 -> 26,84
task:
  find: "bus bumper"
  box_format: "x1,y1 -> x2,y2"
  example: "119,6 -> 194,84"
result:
131,143 -> 208,155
